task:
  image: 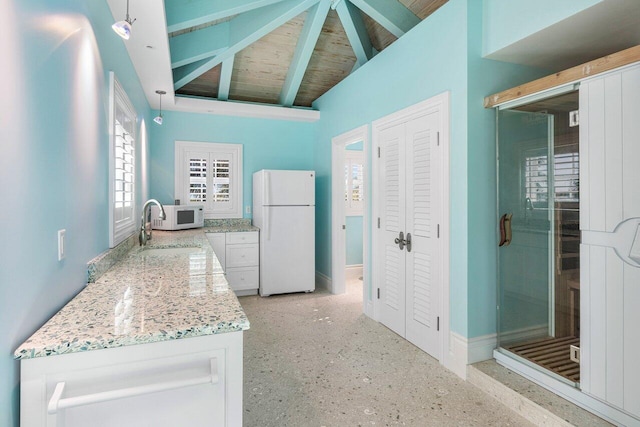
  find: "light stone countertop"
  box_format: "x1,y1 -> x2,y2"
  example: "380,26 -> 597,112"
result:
204,225 -> 259,233
14,229 -> 250,360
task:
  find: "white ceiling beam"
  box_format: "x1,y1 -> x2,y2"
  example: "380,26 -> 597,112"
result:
171,97 -> 321,122
279,0 -> 332,107
348,0 -> 420,38
173,0 -> 320,90
166,0 -> 288,34
218,56 -> 235,101
335,0 -> 373,67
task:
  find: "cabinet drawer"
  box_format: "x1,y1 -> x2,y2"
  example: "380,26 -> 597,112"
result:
226,231 -> 258,245
226,244 -> 258,268
226,267 -> 259,291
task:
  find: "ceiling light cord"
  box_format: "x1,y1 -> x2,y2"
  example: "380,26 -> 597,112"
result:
154,90 -> 166,125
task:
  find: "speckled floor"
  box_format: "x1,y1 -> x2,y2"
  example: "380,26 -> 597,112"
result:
239,275 -> 533,427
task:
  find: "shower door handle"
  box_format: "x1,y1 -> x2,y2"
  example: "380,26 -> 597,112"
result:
499,213 -> 513,247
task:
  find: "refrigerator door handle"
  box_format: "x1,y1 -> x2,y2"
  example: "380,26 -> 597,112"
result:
265,171 -> 271,206
264,207 -> 270,241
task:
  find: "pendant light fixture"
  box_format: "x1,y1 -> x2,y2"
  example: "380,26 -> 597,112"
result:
154,90 -> 166,125
112,0 -> 136,40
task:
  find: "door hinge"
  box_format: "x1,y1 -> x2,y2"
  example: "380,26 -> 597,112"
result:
377,217 -> 380,228
377,288 -> 380,299
437,316 -> 440,331
437,224 -> 440,238
377,146 -> 381,158
437,131 -> 440,146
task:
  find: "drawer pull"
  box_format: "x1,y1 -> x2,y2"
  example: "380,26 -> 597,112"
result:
48,358 -> 219,414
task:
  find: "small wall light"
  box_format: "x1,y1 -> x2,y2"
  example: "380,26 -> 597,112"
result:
112,0 -> 136,40
154,90 -> 166,125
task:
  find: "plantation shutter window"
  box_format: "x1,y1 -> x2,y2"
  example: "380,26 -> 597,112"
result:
109,73 -> 138,248
345,150 -> 364,216
176,142 -> 243,219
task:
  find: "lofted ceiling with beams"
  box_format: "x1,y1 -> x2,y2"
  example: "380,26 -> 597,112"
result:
165,0 -> 448,109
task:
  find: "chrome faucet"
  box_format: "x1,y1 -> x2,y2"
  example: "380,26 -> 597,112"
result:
140,199 -> 166,246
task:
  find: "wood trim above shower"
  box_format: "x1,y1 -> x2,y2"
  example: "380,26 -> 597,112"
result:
484,45 -> 640,108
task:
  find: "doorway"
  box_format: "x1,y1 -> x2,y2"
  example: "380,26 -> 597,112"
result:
496,90 -> 581,385
331,125 -> 369,313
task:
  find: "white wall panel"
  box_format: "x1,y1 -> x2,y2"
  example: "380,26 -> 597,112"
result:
605,248 -> 624,408
586,79 -> 607,232
623,262 -> 640,415
622,67 -> 640,221
579,244 -> 591,393
581,63 -> 640,419
603,74 -> 623,233
587,245 -> 607,401
579,84 -> 590,230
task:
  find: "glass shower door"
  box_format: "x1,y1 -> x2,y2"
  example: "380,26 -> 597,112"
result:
497,109 -> 554,354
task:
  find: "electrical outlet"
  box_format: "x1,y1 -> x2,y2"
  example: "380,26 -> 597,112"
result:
245,206 -> 251,214
58,229 -> 66,261
570,344 -> 580,363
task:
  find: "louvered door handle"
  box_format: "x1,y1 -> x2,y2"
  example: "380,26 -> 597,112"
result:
394,232 -> 406,250
406,233 -> 412,252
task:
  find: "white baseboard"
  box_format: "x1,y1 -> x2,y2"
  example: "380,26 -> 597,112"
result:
345,264 -> 363,270
448,324 -> 548,378
468,333 -> 497,364
448,332 -> 468,379
315,271 -> 331,291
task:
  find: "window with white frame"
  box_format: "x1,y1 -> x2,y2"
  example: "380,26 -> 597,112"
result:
109,73 -> 137,248
175,141 -> 243,218
524,142 -> 579,210
345,150 -> 364,216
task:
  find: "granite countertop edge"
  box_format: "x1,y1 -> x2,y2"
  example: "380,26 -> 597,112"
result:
15,229 -> 251,360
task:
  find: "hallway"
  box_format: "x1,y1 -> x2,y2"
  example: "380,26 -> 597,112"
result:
240,280 -> 531,426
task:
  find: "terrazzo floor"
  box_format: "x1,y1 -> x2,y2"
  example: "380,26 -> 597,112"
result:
239,273 -> 533,427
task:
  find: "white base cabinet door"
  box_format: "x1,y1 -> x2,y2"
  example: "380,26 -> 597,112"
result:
206,232 -> 259,295
21,332 -> 243,427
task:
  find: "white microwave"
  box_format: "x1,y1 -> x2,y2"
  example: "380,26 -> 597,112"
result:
150,205 -> 204,230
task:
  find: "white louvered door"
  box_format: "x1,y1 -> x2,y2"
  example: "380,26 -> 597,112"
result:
405,112 -> 441,358
377,108 -> 442,360
379,123 -> 407,337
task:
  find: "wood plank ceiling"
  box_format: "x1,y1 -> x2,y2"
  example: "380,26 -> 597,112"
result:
168,0 -> 448,108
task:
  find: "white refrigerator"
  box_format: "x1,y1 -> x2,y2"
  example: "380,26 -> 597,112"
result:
253,170 -> 315,296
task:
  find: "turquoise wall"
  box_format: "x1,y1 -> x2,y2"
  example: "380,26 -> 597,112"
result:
314,0 -> 470,332
346,216 -> 364,265
466,0 -> 550,337
482,0 -> 603,55
149,111 -> 317,214
0,1 -> 150,425
313,0 -> 549,338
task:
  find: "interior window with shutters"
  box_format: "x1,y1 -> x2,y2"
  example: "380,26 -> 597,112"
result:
109,73 -> 137,248
345,150 -> 364,216
524,142 -> 579,210
176,141 -> 243,218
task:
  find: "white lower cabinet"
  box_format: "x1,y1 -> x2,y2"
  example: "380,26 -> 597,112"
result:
207,231 -> 259,295
21,332 -> 243,427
